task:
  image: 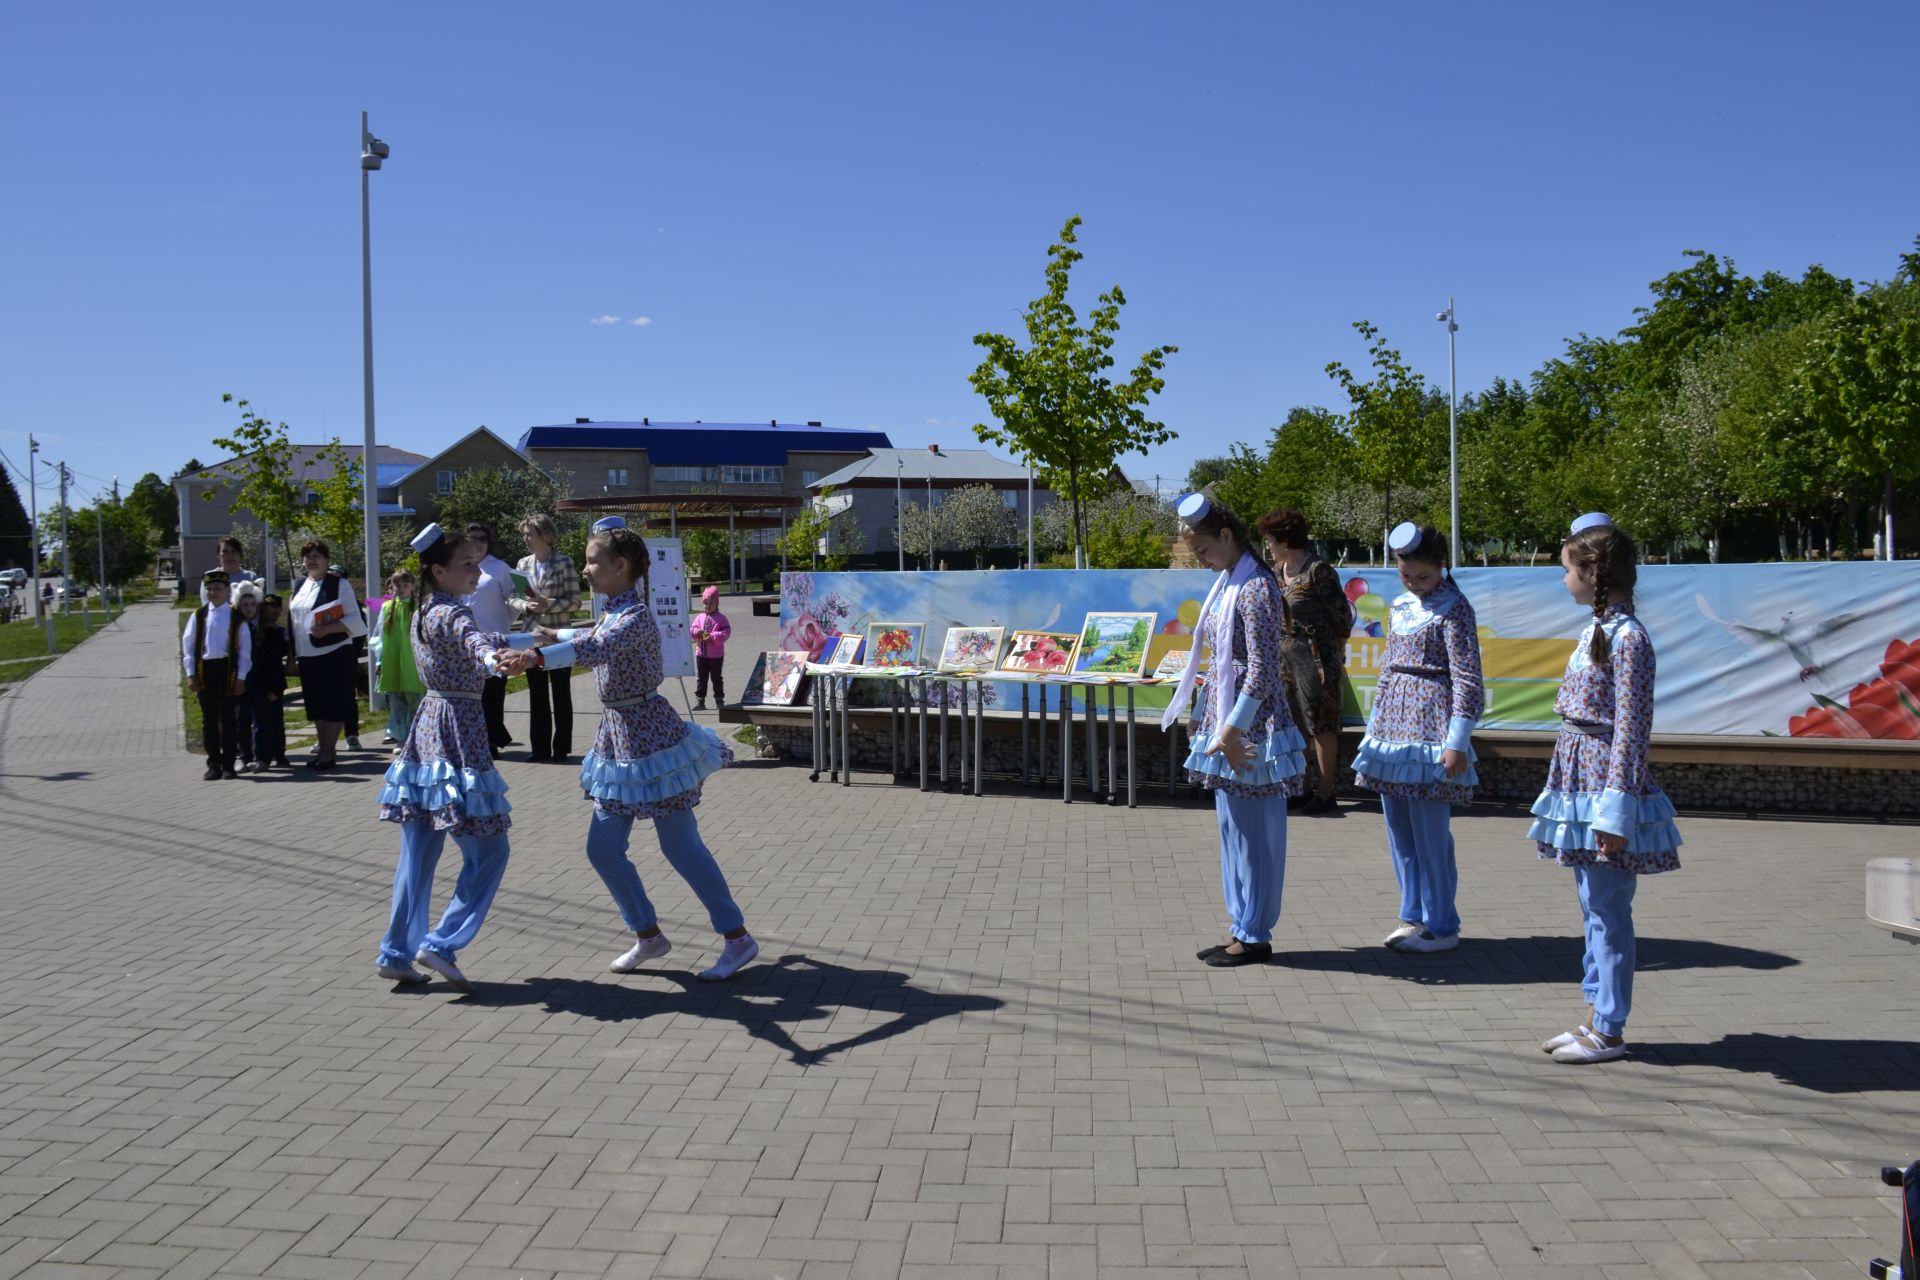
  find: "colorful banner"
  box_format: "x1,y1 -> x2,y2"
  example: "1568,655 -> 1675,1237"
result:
780,564 -> 1920,738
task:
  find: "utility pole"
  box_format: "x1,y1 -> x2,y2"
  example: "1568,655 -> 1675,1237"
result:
59,463 -> 73,615
28,437 -> 51,651
95,503 -> 107,618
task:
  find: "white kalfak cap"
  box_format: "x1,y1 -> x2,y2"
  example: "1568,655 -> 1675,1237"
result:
1570,511 -> 1613,535
1388,521 -> 1422,554
592,515 -> 628,533
1176,493 -> 1210,525
409,523 -> 444,553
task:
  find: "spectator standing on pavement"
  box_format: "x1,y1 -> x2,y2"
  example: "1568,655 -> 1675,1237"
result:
252,592 -> 292,770
182,570 -> 253,780
462,523 -> 518,755
690,586 -> 731,710
199,536 -> 260,605
512,514 -> 580,762
374,570 -> 426,752
288,541 -> 367,772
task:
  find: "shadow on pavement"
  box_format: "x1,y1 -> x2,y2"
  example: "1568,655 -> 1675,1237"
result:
477,952 -> 1003,1066
1270,933 -> 1798,985
1633,1033 -> 1920,1093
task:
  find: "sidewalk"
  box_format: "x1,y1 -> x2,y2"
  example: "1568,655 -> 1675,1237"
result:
0,596 -> 1914,1278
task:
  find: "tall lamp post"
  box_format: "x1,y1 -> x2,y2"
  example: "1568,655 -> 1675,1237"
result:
1436,299 -> 1460,571
895,454 -> 904,572
1025,457 -> 1034,570
360,112 -> 390,701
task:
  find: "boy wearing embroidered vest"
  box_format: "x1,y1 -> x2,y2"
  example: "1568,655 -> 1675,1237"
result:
182,570 -> 253,780
1351,523 -> 1484,954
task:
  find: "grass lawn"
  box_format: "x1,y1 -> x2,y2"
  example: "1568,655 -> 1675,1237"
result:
0,608 -> 125,661
0,658 -> 58,691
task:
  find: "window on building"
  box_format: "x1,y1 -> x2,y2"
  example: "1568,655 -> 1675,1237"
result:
436,470 -> 456,495
800,469 -> 824,487
606,467 -> 630,488
1002,491 -> 1019,509
720,465 -> 783,485
654,465 -> 718,483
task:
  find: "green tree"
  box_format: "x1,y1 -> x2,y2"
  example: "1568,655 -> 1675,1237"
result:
1083,488 -> 1176,568
435,464 -> 575,565
1324,322 -> 1447,550
893,498 -> 939,567
207,395 -> 305,577
124,472 -> 176,547
0,463 -> 30,570
306,439 -> 366,559
1184,456 -> 1235,493
682,529 -> 729,581
970,216 -> 1179,567
1800,265 -> 1920,558
63,498 -> 155,588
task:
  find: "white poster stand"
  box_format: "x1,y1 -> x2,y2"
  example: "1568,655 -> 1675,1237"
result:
648,538 -> 695,679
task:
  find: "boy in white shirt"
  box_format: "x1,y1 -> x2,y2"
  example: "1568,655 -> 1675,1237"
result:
182,570 -> 254,779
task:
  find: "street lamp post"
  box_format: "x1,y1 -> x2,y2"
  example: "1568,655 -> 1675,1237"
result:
1436,299 -> 1460,571
1026,458 -> 1034,570
27,436 -> 51,650
895,454 -> 904,572
360,111 -> 390,702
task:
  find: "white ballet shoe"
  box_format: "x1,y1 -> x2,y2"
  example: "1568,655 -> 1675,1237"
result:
1542,1025 -> 1593,1054
1383,922 -> 1421,947
610,933 -> 673,973
377,964 -> 429,985
415,949 -> 473,994
1551,1031 -> 1628,1064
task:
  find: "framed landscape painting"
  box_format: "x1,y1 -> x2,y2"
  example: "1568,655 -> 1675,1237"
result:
863,621 -> 925,669
827,633 -> 864,666
760,650 -> 810,706
998,630 -> 1081,675
1073,611 -> 1157,677
937,626 -> 1004,674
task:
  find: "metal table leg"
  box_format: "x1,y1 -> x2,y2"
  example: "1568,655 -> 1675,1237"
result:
840,675 -> 853,787
917,677 -> 930,792
1020,683 -> 1030,787
809,676 -> 823,782
890,677 -> 901,778
1126,685 -> 1137,809
938,680 -> 950,791
973,679 -> 985,796
955,681 -> 968,792
1037,682 -> 1048,788
1105,683 -> 1118,806
1061,688 -> 1073,803
1085,684 -> 1099,799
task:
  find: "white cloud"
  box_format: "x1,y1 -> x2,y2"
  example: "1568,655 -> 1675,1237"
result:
630,316 -> 653,327
925,417 -> 941,426
591,314 -> 621,326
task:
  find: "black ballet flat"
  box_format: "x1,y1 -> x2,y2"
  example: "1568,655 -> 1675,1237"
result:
1203,942 -> 1273,968
1196,942 -> 1231,960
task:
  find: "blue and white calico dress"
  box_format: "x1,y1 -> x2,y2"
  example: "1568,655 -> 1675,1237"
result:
1528,606 -> 1681,872
378,594 -> 512,835
1182,566 -> 1308,797
1351,584 -> 1484,805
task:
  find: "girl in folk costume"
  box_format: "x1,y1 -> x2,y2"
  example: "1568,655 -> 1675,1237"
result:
512,517 -> 758,981
1164,493 -> 1307,968
1352,523 -> 1484,954
374,570 -> 427,752
374,525 -> 519,992
1531,514 -> 1681,1065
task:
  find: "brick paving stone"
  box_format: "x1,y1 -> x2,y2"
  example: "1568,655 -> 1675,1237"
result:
0,597 -> 1915,1277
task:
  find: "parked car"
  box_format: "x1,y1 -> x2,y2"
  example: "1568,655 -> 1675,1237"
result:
0,568 -> 26,589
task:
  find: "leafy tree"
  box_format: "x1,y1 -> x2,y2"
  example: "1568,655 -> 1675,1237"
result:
1083,488 -> 1177,568
892,498 -> 940,566
0,463 -> 29,570
1184,455 -> 1235,493
682,529 -> 729,581
207,395 -> 305,577
780,486 -> 867,568
62,498 -> 155,588
124,472 -> 176,547
1800,267 -> 1920,558
1324,322 -> 1447,550
306,439 -> 367,559
970,216 -> 1179,566
435,464 -> 576,565
938,484 -> 1017,567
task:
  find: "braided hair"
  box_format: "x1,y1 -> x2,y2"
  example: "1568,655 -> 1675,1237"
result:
588,525 -> 652,592
1564,524 -> 1638,665
413,530 -> 472,643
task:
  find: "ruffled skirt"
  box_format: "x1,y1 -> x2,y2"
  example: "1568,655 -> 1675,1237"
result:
379,758 -> 511,836
1529,729 -> 1681,874
581,718 -> 735,818
1185,723 -> 1308,798
1352,733 -> 1477,804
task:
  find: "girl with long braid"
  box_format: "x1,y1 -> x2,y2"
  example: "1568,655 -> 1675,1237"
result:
1531,514 -> 1681,1064
375,524 -> 520,992
1351,522 -> 1484,954
511,519 -> 757,981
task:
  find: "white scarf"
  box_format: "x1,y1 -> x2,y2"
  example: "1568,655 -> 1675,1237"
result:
1162,551 -> 1261,730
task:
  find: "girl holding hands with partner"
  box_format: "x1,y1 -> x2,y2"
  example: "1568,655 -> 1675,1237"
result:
504,517 -> 759,982
374,524 -> 519,992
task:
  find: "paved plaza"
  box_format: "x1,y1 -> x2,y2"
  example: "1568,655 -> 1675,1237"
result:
0,598 -> 1914,1279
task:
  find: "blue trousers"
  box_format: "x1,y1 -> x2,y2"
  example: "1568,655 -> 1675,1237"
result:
385,691 -> 420,742
1381,794 -> 1460,937
377,821 -> 512,968
1215,790 -> 1287,945
586,807 -> 745,936
1575,863 -> 1638,1036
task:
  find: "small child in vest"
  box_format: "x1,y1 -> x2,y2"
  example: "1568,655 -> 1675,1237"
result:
182,570 -> 253,780
253,592 -> 292,769
231,583 -> 264,772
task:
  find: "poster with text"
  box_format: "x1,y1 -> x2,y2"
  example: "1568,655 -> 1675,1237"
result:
648,538 -> 694,679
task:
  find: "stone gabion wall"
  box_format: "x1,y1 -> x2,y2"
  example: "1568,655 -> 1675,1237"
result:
759,724 -> 1920,816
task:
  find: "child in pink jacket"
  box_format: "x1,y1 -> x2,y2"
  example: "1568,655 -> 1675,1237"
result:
691,586 -> 731,710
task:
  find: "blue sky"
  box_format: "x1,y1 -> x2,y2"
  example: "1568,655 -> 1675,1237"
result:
3,2 -> 1916,507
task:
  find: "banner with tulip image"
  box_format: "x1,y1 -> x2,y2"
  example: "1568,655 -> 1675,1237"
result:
780,563 -> 1920,738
